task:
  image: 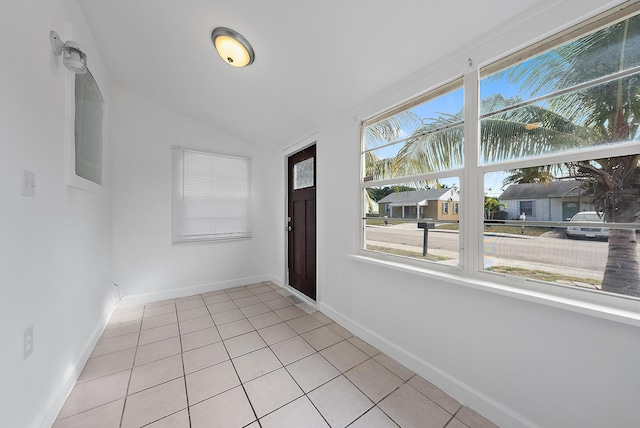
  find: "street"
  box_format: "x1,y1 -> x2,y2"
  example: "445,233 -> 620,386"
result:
364,225 -> 626,276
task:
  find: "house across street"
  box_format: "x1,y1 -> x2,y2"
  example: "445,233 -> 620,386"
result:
377,188 -> 460,221
498,180 -> 595,222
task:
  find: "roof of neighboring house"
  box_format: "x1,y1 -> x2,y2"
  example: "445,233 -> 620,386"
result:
499,180 -> 590,200
378,188 -> 456,205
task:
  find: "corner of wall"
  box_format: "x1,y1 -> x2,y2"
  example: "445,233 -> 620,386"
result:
317,301 -> 538,428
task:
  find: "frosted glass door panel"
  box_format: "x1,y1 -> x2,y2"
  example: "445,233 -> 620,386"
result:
293,158 -> 314,190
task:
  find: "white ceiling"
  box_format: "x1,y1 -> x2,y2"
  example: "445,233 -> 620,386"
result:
78,0 -> 542,149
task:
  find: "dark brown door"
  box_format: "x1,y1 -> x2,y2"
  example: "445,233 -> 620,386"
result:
287,145 -> 316,300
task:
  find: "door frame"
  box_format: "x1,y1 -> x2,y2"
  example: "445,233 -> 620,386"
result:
282,134 -> 319,306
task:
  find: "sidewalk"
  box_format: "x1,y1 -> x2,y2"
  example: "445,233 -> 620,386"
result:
365,240 -> 603,283
366,240 -> 460,266
368,223 -> 536,239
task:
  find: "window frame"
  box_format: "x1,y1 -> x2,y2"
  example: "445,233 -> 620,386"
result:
357,1 -> 640,320
171,146 -> 252,244
73,69 -> 104,186
360,77 -> 465,272
64,65 -> 107,194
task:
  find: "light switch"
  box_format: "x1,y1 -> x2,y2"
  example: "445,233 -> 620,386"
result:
21,170 -> 35,197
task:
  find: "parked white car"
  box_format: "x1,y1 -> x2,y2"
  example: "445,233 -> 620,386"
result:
566,211 -> 608,239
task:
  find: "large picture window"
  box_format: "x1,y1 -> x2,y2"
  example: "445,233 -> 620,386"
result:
172,147 -> 251,244
479,8 -> 640,298
362,80 -> 463,267
361,3 -> 640,301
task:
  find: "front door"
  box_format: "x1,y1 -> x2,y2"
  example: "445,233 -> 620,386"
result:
563,201 -> 579,221
287,145 -> 316,300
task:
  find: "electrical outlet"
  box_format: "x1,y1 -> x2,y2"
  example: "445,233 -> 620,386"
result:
22,324 -> 34,362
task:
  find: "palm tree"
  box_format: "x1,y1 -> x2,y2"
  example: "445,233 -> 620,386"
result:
364,111 -> 421,181
365,112 -> 421,149
484,196 -> 505,219
497,15 -> 640,296
391,14 -> 640,296
363,112 -> 422,215
502,166 -> 555,188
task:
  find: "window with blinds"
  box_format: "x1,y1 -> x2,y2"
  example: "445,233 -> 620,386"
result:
172,147 -> 251,243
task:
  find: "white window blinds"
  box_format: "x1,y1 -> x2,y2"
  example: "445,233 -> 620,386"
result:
172,147 -> 251,243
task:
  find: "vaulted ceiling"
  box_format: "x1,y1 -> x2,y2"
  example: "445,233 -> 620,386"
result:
78,0 -> 543,148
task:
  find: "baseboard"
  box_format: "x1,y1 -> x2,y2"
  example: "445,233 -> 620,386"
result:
317,301 -> 539,428
266,274 -> 283,287
38,303 -> 115,428
119,274 -> 277,307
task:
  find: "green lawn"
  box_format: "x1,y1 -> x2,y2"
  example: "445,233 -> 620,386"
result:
365,219 -> 405,226
434,223 -> 460,230
486,265 -> 601,286
366,245 -> 449,261
366,219 -> 553,237
436,223 -> 553,237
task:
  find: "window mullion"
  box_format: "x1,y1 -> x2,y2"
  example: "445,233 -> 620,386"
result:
463,67 -> 481,276
362,168 -> 466,189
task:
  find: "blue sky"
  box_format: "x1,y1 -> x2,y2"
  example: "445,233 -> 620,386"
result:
367,87 -> 463,157
480,73 -> 522,99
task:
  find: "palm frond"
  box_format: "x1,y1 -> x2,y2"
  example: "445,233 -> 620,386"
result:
395,113 -> 464,174
365,111 -> 422,148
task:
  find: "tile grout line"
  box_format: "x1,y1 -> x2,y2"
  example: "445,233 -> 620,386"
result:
446,405 -> 467,428
256,314 -> 454,428
209,290 -> 263,427
141,288 -> 448,427
227,285 -> 282,428
278,347 -> 335,427
224,287 -> 322,425
123,301 -> 394,427
305,349 -> 381,427
136,297 -> 205,428
129,300 -> 198,428
64,285 -> 489,427
246,316 -> 361,424
118,301 -> 149,428
252,316 -> 396,426
176,297 -> 197,428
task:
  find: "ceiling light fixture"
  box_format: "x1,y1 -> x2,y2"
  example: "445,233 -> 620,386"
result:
211,27 -> 255,67
50,31 -> 88,74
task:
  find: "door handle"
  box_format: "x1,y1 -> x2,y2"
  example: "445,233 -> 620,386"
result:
287,226 -> 292,232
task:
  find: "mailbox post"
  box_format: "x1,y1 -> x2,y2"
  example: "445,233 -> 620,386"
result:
417,221 -> 435,256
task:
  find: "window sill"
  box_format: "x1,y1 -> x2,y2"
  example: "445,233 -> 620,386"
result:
172,235 -> 252,245
66,173 -> 104,194
348,252 -> 640,328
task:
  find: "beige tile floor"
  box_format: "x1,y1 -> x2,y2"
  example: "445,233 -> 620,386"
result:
53,282 -> 498,428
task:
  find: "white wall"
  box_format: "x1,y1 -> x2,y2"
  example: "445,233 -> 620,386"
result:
111,87 -> 279,303
0,1 -> 114,427
278,0 -> 640,427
